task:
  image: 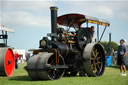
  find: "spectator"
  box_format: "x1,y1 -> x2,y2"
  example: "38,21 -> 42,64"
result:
111,48 -> 116,65
26,53 -> 30,61
117,39 -> 127,76
14,51 -> 20,69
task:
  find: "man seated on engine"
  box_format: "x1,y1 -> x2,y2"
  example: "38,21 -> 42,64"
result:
86,26 -> 95,43
90,26 -> 95,43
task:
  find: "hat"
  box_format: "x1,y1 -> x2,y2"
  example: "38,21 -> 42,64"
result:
120,39 -> 125,42
91,26 -> 94,28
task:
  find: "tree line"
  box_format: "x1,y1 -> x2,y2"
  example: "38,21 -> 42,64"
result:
100,41 -> 118,55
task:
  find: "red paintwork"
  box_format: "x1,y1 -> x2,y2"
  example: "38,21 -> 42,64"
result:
4,48 -> 15,76
57,14 -> 85,28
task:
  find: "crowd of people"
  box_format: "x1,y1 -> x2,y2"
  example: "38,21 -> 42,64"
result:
14,52 -> 30,69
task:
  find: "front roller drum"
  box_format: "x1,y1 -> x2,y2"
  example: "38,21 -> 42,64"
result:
0,48 -> 15,76
83,43 -> 105,76
26,53 -> 65,80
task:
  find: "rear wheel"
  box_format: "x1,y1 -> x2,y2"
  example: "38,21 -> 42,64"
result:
83,43 -> 105,76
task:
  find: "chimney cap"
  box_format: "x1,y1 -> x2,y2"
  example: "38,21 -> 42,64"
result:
50,6 -> 58,10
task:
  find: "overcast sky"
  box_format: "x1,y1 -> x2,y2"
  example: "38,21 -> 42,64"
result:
0,0 -> 128,50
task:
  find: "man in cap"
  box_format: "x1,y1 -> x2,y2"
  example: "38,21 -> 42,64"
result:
90,26 -> 95,43
117,39 -> 127,76
14,51 -> 20,69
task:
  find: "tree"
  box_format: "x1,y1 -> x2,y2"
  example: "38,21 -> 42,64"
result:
100,41 -> 118,54
111,41 -> 118,51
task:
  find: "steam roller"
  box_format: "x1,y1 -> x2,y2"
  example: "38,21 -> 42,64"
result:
0,26 -> 15,77
25,6 -> 110,80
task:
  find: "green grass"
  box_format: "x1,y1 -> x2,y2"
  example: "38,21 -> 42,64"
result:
0,63 -> 128,85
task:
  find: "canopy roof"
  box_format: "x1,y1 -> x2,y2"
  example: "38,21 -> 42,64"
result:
57,13 -> 110,28
0,26 -> 14,32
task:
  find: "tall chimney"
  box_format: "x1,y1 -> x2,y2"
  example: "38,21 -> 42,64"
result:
50,6 -> 58,34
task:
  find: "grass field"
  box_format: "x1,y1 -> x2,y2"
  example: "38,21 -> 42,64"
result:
0,63 -> 128,85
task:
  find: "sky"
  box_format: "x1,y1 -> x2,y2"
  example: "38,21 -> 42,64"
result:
0,0 -> 128,51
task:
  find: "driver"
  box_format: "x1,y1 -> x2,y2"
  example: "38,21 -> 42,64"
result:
90,26 -> 95,43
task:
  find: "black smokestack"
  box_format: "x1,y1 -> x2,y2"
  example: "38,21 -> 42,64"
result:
50,6 -> 58,34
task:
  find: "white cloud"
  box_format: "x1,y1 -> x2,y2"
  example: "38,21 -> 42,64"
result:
58,1 -> 128,19
2,11 -> 50,28
0,1 -> 55,11
0,1 -> 55,28
57,1 -> 114,19
97,6 -> 113,17
2,0 -> 128,1
1,1 -> 128,29
118,12 -> 128,20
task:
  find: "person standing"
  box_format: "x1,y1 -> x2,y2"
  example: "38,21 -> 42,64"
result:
26,53 -> 30,61
111,48 -> 115,65
117,39 -> 127,76
14,51 -> 20,69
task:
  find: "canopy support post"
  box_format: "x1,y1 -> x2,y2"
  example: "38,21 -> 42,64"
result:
109,33 -> 112,56
87,21 -> 88,27
5,31 -> 7,46
97,24 -> 99,42
99,26 -> 107,42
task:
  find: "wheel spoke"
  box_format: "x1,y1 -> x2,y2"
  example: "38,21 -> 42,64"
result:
97,62 -> 101,64
91,64 -> 93,67
96,51 -> 99,57
96,63 -> 100,69
93,64 -> 97,73
92,49 -> 96,57
97,56 -> 101,59
91,58 -> 95,60
95,49 -> 98,53
91,48 -> 102,74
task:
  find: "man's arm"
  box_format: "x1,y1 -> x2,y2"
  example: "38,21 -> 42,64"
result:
123,52 -> 127,57
91,31 -> 95,43
123,46 -> 127,57
91,37 -> 94,43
